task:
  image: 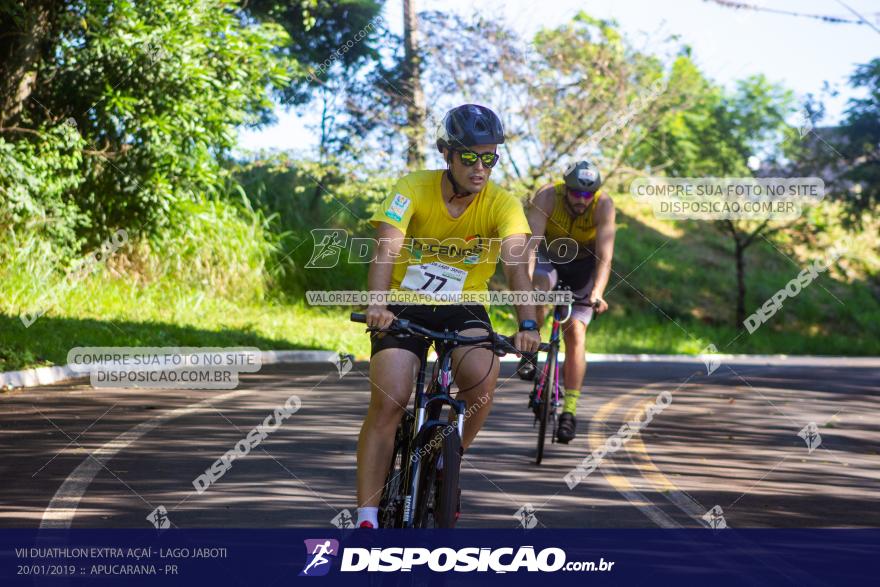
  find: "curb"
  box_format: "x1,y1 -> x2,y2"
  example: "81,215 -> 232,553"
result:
4,351 -> 876,391
0,350 -> 338,392
493,353 -> 880,366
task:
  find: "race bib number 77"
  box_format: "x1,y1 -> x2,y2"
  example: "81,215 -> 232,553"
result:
400,262 -> 467,297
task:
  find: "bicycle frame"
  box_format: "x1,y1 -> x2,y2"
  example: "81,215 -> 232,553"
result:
400,339 -> 467,527
352,311 -> 548,526
535,303 -> 571,411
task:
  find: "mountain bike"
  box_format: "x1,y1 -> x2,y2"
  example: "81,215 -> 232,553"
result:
352,312 -> 549,528
528,294 -> 600,465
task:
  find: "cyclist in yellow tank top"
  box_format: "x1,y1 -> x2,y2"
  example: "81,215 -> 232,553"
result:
519,160 -> 617,443
543,181 -> 604,251
354,104 -> 541,529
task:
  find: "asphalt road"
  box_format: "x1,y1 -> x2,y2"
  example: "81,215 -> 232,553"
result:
1,357 -> 878,529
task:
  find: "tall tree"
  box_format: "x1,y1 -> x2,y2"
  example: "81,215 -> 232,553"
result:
244,0 -> 386,105
0,0 -> 294,247
0,0 -> 55,126
417,12 -> 687,192
639,74 -> 797,327
402,0 -> 425,167
835,58 -> 880,223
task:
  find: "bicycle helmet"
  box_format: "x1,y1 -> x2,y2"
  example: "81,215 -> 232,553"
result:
563,160 -> 602,192
436,104 -> 505,152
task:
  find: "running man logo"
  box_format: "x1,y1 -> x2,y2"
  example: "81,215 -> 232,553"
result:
798,422 -> 822,454
514,504 -> 539,529
331,509 -> 355,529
795,108 -> 814,139
700,344 -> 720,375
300,539 -> 340,577
306,229 -> 348,269
328,352 -> 354,378
702,505 -> 727,530
147,505 -> 171,529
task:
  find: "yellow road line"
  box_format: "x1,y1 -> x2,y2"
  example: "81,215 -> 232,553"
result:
619,379 -> 716,525
586,382 -> 684,526
623,397 -> 678,493
587,393 -> 636,493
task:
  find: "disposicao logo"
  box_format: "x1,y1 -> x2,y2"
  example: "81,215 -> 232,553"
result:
300,539 -> 339,577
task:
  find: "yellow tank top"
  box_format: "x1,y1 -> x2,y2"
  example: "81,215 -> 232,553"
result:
544,181 -> 603,247
369,170 -> 531,293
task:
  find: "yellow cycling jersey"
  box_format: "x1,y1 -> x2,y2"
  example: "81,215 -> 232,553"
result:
543,181 -> 604,248
370,170 -> 531,293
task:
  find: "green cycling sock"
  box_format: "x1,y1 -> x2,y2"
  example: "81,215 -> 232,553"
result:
563,388 -> 581,415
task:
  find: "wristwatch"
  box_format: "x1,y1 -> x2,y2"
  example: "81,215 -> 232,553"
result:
518,319 -> 538,332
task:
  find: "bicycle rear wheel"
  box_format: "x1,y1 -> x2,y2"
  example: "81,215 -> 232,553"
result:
413,424 -> 462,528
535,352 -> 556,465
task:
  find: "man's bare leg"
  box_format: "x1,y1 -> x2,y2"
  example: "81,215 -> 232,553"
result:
561,318 -> 588,414
356,348 -> 420,507
555,317 -> 588,442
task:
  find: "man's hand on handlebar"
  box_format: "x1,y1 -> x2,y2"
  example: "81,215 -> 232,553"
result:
513,329 -> 541,356
365,304 -> 395,330
590,296 -> 609,314
352,312 -> 549,355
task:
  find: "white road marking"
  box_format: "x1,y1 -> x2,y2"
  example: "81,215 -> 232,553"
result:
40,388 -> 256,529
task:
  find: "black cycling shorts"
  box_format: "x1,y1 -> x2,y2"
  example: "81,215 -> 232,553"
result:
533,254 -> 597,325
370,304 -> 492,358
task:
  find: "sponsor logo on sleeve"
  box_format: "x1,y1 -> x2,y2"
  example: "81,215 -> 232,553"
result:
385,193 -> 411,222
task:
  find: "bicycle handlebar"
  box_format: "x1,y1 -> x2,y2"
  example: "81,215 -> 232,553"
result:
350,312 -> 551,354
555,285 -> 602,311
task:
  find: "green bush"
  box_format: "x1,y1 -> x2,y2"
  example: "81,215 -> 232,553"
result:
127,195 -> 282,302
0,125 -> 87,262
233,154 -> 394,297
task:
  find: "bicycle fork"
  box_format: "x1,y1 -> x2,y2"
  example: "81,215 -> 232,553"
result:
537,319 -> 563,407
404,346 -> 466,526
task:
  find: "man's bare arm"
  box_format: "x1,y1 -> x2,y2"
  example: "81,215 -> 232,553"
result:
525,184 -> 556,276
366,222 -> 405,328
590,197 -> 616,310
501,233 -> 540,353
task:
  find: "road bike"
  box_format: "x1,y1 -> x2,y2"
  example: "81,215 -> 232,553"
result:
528,293 -> 600,465
352,312 -> 549,528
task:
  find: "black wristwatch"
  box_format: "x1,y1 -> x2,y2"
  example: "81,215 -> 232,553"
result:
518,319 -> 538,332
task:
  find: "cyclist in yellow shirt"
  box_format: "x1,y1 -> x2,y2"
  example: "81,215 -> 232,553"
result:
356,104 -> 540,528
518,160 -> 616,444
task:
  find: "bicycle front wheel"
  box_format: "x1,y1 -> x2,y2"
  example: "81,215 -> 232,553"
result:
535,352 -> 556,465
413,424 -> 462,528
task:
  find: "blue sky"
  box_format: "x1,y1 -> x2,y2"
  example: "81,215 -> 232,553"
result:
238,0 -> 880,153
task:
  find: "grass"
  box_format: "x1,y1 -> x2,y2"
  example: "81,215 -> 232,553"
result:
0,271 -> 375,372
2,191 -> 878,373
0,195 -> 369,372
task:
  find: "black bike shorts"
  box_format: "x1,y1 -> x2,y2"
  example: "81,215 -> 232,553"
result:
533,254 -> 597,325
370,304 -> 492,358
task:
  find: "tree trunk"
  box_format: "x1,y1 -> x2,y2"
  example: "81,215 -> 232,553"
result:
0,1 -> 55,127
735,240 -> 746,328
402,0 -> 425,168
319,86 -> 330,163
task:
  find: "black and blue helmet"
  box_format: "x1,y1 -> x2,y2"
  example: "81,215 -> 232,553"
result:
436,104 -> 505,152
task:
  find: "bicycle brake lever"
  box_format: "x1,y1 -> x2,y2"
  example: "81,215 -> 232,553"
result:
492,335 -> 518,357
363,326 -> 410,338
